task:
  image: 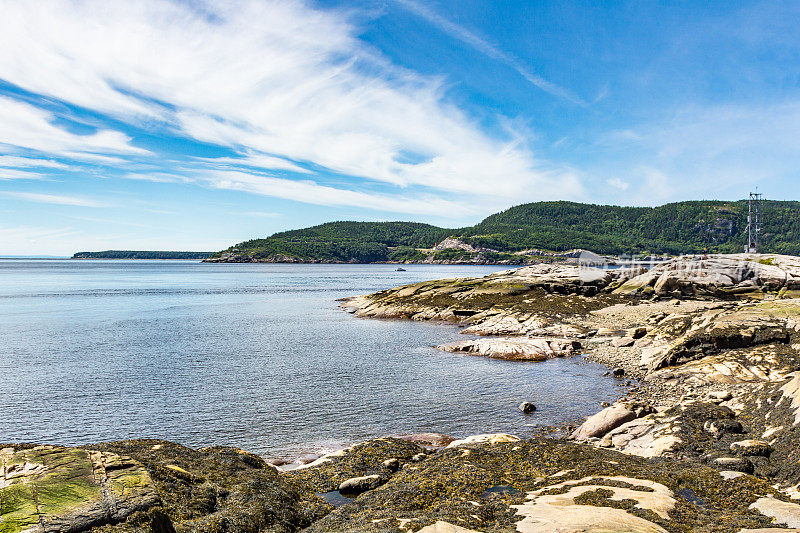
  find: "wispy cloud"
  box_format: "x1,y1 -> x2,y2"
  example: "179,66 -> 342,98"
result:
1,191 -> 110,207
0,0 -> 582,215
393,0 -> 586,105
0,156 -> 69,169
203,169 -> 469,215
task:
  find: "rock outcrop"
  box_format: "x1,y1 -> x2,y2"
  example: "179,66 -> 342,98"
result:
0,446 -> 158,533
615,254 -> 800,298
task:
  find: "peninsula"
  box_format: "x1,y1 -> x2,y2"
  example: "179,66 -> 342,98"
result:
72,250 -> 214,260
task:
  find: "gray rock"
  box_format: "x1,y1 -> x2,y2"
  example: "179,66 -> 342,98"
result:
708,391 -> 732,403
338,474 -> 383,496
713,456 -> 753,473
382,458 -> 400,471
612,337 -> 635,348
706,419 -> 743,437
518,401 -> 537,414
570,403 -> 638,441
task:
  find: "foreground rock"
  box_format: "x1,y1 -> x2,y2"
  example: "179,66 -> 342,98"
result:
0,446 -> 158,533
302,437 -> 791,532
2,439 -> 329,533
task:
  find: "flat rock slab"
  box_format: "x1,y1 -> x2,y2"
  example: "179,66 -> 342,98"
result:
437,337 -> 580,361
750,498 -> 800,528
418,521 -> 482,533
513,475 -> 674,533
0,445 -> 158,533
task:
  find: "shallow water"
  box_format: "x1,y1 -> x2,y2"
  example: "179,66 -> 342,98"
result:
0,260 -> 621,457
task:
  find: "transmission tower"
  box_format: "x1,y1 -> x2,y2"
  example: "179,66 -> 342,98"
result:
744,191 -> 762,253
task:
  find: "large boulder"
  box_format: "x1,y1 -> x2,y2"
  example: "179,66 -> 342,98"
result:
570,403 -> 640,441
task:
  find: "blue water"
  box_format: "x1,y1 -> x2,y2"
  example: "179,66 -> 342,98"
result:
0,260 -> 620,458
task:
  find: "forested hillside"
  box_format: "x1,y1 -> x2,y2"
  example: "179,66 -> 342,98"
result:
207,200 -> 800,263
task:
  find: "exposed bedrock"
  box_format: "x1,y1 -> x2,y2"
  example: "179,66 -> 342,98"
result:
615,254 -> 800,298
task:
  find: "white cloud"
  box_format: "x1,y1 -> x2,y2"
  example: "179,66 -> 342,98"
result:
606,177 -> 629,190
0,96 -> 146,157
196,153 -> 311,174
1,191 -> 110,207
0,169 -> 49,181
0,0 -> 582,214
0,156 -> 68,169
203,169 -> 468,215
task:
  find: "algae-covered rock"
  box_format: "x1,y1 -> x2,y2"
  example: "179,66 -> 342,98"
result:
286,438 -> 425,493
0,445 -> 158,533
301,438 -> 788,532
90,439 -> 327,533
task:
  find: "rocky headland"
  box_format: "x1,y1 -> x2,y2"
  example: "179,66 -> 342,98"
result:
8,253 -> 800,532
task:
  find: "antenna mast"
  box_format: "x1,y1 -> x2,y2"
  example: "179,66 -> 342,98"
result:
745,191 -> 762,253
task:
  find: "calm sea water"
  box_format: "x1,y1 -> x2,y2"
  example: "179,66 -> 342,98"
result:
0,260 -> 621,458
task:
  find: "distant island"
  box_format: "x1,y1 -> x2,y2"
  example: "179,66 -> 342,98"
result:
205,199 -> 800,264
73,250 -> 214,260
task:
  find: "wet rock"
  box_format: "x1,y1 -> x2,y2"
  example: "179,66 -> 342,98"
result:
265,457 -> 289,467
301,437 -> 792,532
706,419 -> 744,437
296,453 -> 322,465
287,437 -> 424,493
519,401 -> 537,414
338,474 -> 382,496
612,367 -> 626,377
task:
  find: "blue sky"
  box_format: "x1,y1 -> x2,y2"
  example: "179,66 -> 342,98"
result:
1,0 -> 799,255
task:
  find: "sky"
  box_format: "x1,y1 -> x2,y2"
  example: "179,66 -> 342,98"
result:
1,0 -> 799,255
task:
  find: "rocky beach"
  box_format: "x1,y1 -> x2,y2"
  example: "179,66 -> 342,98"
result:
8,254 -> 800,532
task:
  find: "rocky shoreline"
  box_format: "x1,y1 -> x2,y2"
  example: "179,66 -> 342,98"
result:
7,253 -> 800,532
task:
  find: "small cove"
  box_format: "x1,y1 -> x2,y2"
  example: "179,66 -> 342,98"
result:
0,260 -> 622,458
